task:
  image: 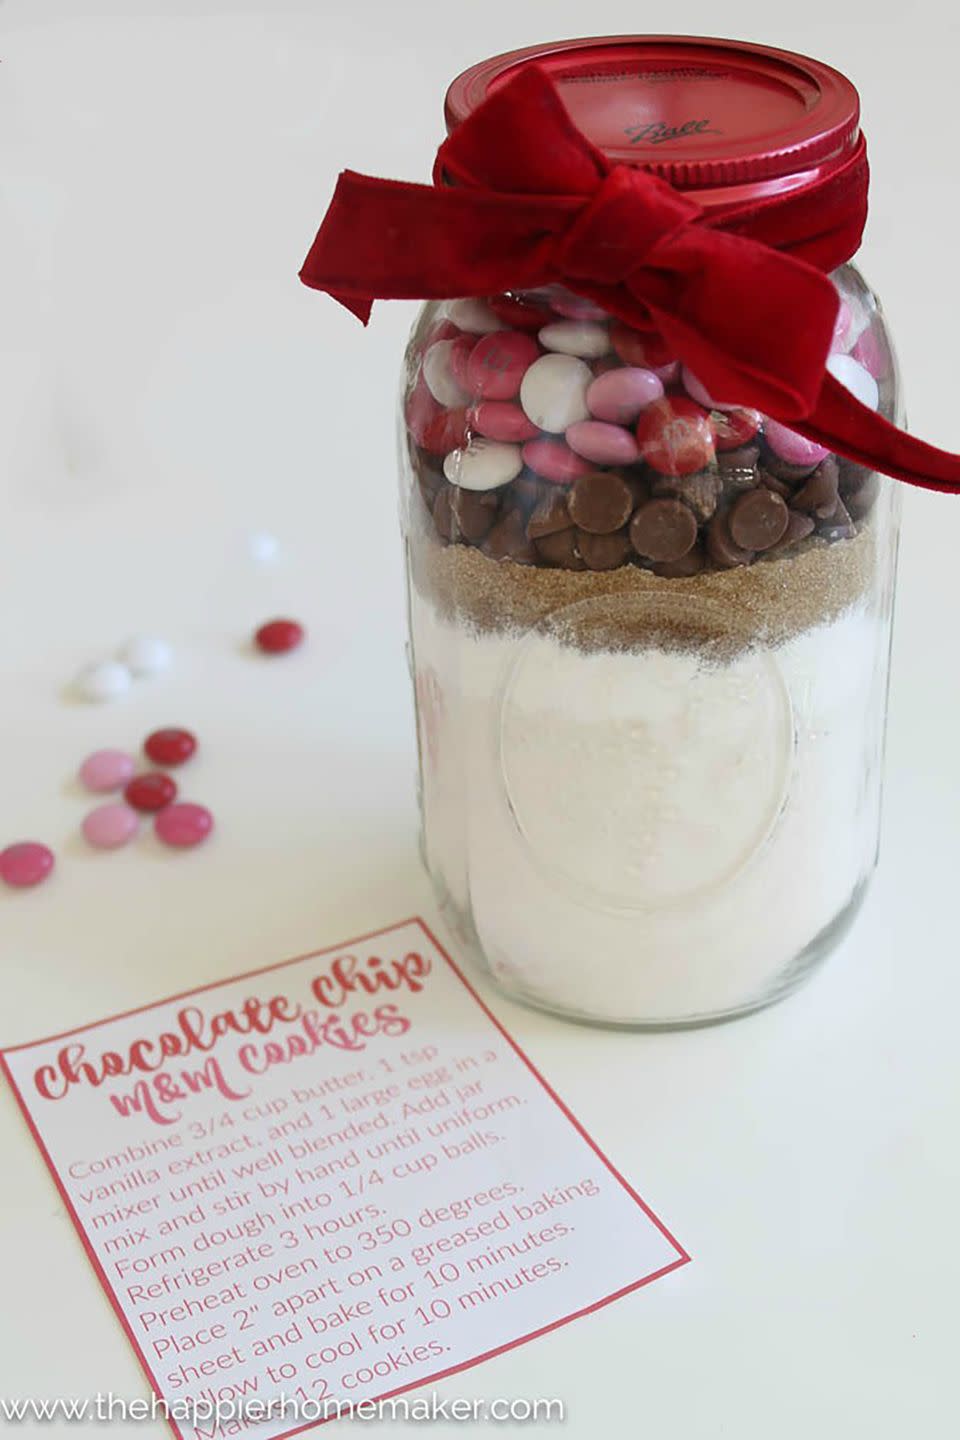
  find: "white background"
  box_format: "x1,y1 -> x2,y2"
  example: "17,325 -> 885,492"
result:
0,1 -> 957,1436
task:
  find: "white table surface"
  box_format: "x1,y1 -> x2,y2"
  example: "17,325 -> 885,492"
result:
1,3 -> 958,1435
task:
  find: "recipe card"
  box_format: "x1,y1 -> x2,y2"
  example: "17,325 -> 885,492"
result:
1,918 -> 687,1439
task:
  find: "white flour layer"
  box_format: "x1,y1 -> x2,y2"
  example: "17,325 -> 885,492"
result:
411,589 -> 886,1023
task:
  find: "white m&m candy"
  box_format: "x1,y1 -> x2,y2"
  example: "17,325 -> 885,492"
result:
446,299 -> 503,334
520,353 -> 592,433
828,353 -> 879,411
538,321 -> 611,359
74,660 -> 132,703
443,439 -> 523,492
119,634 -> 172,676
422,339 -> 470,408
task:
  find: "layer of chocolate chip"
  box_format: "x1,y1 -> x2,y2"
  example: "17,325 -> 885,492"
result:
576,528 -> 632,571
652,468 -> 723,523
630,497 -> 699,561
707,510 -> 755,568
452,486 -> 500,542
838,457 -> 874,497
766,509 -> 816,554
792,456 -> 840,517
652,542 -> 705,578
729,488 -> 789,552
756,464 -> 792,499
509,472 -> 545,514
625,471 -> 653,508
483,508 -> 538,564
432,486 -> 459,541
417,455 -> 446,510
569,470 -> 635,534
526,488 -> 573,540
759,444 -> 819,482
717,441 -> 760,474
817,499 -> 856,541
534,527 -> 586,570
878,372 -> 897,420
845,474 -> 879,521
838,456 -> 880,521
418,475 -> 439,512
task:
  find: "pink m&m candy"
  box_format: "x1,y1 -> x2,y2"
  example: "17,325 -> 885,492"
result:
763,420 -> 830,468
681,367 -> 739,411
465,332 -> 539,400
587,367 -> 664,424
521,438 -> 594,484
852,325 -> 888,380
82,804 -> 140,850
468,401 -> 539,443
447,334 -> 477,390
78,749 -> 136,793
155,803 -> 214,849
565,420 -> 639,466
0,842 -> 54,889
549,290 -> 610,321
832,298 -> 853,351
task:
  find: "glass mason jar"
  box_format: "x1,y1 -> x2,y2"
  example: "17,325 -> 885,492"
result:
400,39 -> 902,1027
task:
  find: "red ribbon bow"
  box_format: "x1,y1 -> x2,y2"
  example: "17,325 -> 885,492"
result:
300,65 -> 960,493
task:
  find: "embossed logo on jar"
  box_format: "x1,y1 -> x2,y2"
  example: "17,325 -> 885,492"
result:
496,593 -> 794,911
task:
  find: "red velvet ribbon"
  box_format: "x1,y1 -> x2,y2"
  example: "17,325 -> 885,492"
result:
300,65 -> 960,492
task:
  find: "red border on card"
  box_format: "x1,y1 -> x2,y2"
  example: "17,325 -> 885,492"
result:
0,917 -> 690,1439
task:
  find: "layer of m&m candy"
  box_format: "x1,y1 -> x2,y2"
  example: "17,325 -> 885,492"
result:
407,282 -> 889,572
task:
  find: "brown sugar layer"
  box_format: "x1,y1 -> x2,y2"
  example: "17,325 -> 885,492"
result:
410,503 -> 877,655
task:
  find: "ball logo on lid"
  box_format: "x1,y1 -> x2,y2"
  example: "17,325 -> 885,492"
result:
625,118 -> 722,146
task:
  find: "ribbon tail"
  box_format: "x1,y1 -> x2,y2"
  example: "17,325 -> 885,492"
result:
797,375 -> 960,494
300,169 -> 576,319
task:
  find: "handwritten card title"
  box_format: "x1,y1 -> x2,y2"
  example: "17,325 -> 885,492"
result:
34,951 -> 432,1125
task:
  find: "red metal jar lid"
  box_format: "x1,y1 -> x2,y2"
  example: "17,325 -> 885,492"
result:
445,36 -> 860,207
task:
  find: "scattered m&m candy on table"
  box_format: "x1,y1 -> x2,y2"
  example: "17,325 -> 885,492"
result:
119,635 -> 172,677
255,618 -> 305,655
155,803 -> 214,849
124,772 -> 178,812
0,842 -> 55,889
74,660 -> 132,704
144,727 -> 197,767
78,749 -> 136,793
82,804 -> 140,850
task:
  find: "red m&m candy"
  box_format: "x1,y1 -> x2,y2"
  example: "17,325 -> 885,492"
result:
255,619 -> 305,655
465,332 -> 539,400
636,396 -> 715,477
711,407 -> 763,452
125,772 -> 177,812
144,728 -> 197,767
468,401 -> 539,443
404,381 -> 469,454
